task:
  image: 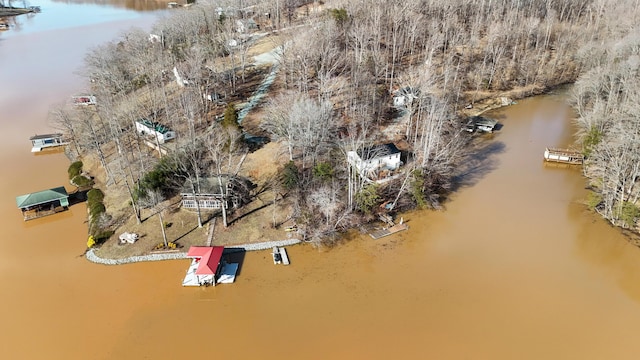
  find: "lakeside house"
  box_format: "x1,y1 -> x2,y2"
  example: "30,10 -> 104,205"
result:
392,86 -> 420,108
135,119 -> 176,144
29,133 -> 69,152
182,246 -> 238,286
16,186 -> 69,220
347,143 -> 403,183
181,177 -> 230,210
180,176 -> 253,210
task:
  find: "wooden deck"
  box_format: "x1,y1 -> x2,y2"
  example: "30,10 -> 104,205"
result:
22,206 -> 67,221
369,223 -> 409,239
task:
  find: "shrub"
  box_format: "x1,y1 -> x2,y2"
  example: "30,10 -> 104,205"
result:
281,161 -> 299,190
355,183 -> 380,214
585,191 -> 602,210
92,230 -> 114,244
583,127 -> 602,158
312,162 -> 334,181
411,169 -> 427,209
155,242 -> 178,250
329,8 -> 348,24
68,161 -> 83,180
87,188 -> 105,203
222,103 -> 240,130
89,201 -> 106,218
616,201 -> 640,228
72,174 -> 94,188
86,187 -> 110,237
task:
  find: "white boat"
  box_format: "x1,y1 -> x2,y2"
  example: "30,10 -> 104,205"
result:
272,246 -> 282,264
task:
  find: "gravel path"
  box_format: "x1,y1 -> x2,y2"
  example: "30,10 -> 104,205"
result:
85,239 -> 302,265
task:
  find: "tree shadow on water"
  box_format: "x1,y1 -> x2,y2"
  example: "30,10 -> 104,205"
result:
451,140 -> 506,191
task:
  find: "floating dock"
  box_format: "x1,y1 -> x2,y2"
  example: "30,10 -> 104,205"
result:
30,133 -> 69,152
279,247 -> 290,265
543,147 -> 583,165
271,246 -> 290,265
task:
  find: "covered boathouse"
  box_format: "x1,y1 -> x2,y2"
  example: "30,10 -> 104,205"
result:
16,186 -> 69,220
182,246 -> 239,286
30,133 -> 69,152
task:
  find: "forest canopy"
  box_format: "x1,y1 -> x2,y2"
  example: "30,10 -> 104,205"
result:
51,0 -> 640,244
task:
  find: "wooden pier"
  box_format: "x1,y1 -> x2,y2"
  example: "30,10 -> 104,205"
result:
370,214 -> 408,239
369,223 -> 409,239
543,147 -> 583,165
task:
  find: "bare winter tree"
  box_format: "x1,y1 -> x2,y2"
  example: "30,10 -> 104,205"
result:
138,189 -> 170,247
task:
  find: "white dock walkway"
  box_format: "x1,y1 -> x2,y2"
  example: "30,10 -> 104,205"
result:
279,247 -> 290,265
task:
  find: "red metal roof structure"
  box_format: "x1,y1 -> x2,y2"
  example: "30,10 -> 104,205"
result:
187,246 -> 224,275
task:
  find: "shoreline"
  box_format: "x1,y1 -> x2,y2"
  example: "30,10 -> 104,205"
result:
86,238 -> 302,265
0,7 -> 35,17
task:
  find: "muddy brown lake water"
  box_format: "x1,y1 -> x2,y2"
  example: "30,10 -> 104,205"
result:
3,3 -> 640,360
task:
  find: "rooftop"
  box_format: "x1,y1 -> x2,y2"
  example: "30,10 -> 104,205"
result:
357,143 -> 400,160
186,246 -> 224,275
29,133 -> 64,141
181,176 -> 229,196
137,119 -> 172,135
16,186 -> 69,209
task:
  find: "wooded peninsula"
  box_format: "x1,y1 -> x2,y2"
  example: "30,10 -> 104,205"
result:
49,0 -> 640,256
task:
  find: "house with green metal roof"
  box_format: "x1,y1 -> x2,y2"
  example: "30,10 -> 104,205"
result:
135,119 -> 176,144
15,186 -> 69,221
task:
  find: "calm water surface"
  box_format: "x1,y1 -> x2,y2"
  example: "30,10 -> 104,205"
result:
3,3 -> 640,360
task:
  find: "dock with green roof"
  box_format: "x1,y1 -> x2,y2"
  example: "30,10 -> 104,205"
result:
15,186 -> 69,221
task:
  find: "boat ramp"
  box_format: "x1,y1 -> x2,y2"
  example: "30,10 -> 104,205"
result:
543,148 -> 583,165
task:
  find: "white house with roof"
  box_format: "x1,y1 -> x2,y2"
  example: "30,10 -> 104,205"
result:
392,86 -> 420,108
135,119 -> 176,144
347,143 -> 402,182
